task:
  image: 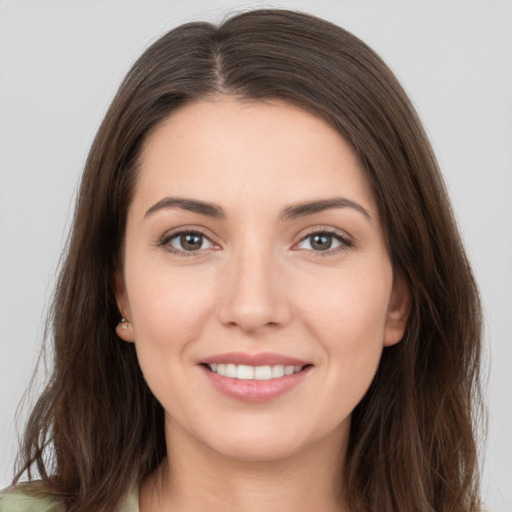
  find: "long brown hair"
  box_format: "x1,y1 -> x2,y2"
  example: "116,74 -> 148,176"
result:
13,9 -> 483,511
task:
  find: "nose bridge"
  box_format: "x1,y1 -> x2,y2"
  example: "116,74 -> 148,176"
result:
218,234 -> 289,333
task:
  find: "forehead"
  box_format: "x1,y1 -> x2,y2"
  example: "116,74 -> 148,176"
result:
134,96 -> 377,217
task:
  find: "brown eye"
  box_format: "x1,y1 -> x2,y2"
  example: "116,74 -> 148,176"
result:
167,231 -> 213,252
310,234 -> 333,250
295,231 -> 352,254
180,233 -> 203,251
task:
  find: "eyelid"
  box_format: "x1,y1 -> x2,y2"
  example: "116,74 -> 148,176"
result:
158,227 -> 219,256
292,227 -> 354,256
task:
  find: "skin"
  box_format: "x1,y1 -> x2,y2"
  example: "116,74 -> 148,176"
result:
116,96 -> 410,512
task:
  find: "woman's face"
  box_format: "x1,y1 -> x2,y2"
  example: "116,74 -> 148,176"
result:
116,97 -> 409,462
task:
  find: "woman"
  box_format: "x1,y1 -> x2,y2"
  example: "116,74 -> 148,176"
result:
0,8 -> 483,512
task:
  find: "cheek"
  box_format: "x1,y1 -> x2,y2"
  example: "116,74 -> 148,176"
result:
125,266 -> 220,421
299,261 -> 392,338
295,261 -> 393,387
124,257 -> 217,372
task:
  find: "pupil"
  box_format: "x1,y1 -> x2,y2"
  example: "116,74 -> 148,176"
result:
181,233 -> 202,250
311,234 -> 332,250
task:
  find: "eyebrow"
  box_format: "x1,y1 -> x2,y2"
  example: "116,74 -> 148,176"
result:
144,196 -> 371,222
145,197 -> 226,219
280,197 -> 371,222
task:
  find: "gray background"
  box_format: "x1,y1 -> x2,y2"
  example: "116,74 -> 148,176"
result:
1,1 -> 511,510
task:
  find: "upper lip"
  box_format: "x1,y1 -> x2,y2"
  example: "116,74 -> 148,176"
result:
200,352 -> 311,367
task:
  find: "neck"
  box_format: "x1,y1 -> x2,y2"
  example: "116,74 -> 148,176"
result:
139,420 -> 350,512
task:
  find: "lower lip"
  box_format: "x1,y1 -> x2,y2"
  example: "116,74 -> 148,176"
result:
200,365 -> 311,403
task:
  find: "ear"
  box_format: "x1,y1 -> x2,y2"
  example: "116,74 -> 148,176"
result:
114,271 -> 135,343
383,274 -> 411,347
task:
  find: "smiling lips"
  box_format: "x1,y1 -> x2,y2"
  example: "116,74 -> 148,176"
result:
200,352 -> 312,402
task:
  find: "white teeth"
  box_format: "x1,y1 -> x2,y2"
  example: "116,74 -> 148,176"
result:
237,364 -> 254,379
208,363 -> 305,380
271,365 -> 285,378
225,363 -> 237,378
254,365 -> 272,380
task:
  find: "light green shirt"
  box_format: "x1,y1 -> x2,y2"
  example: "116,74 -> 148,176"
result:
0,485 -> 139,511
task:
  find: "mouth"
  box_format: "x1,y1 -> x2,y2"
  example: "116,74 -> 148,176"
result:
202,363 -> 310,380
199,353 -> 313,403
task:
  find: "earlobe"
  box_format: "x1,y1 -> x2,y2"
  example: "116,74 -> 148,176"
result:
384,275 -> 411,347
114,272 -> 135,343
115,317 -> 135,342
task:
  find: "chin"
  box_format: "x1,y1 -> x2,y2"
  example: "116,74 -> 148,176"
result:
191,415 -> 349,464
210,436 -> 308,462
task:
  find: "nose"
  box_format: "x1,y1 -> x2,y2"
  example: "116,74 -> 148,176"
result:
217,244 -> 291,335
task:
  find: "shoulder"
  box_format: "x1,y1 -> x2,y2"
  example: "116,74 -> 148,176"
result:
0,484 -> 63,512
0,483 -> 139,512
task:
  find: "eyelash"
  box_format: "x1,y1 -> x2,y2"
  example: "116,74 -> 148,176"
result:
158,228 -> 213,258
158,228 -> 353,257
297,229 -> 353,257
